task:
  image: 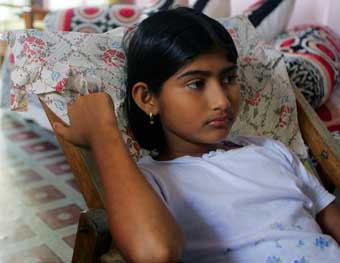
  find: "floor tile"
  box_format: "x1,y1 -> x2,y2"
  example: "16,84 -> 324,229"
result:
0,111 -> 87,262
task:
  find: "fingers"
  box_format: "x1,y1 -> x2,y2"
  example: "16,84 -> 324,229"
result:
52,92 -> 115,147
53,122 -> 72,141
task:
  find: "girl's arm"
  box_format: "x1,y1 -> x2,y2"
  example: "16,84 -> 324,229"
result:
54,92 -> 185,263
316,201 -> 340,244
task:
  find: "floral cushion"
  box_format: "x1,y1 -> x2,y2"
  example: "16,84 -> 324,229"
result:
219,16 -> 306,158
3,27 -> 147,160
273,25 -> 340,108
3,15 -> 307,160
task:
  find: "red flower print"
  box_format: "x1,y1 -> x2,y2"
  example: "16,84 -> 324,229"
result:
243,56 -> 253,64
103,49 -> 125,68
23,36 -> 46,62
25,36 -> 45,46
55,78 -> 68,92
9,52 -> 15,64
245,92 -> 261,106
279,104 -> 292,128
228,28 -> 237,39
10,93 -> 16,106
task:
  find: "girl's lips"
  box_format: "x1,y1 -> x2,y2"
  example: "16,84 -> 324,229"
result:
207,116 -> 230,127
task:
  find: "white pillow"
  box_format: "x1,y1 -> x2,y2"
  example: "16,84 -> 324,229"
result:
244,0 -> 296,42
189,0 -> 231,19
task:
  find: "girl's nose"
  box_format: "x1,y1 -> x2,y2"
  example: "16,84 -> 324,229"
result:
207,81 -> 231,111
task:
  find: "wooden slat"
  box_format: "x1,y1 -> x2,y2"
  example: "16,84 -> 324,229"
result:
293,86 -> 340,189
40,100 -> 105,209
21,6 -> 49,29
72,209 -> 112,263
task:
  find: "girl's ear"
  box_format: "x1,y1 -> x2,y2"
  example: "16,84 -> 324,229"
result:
131,82 -> 159,115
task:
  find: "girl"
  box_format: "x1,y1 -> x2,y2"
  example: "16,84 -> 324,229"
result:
53,7 -> 340,263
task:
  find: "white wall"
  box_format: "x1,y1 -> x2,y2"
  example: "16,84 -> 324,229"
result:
230,0 -> 340,36
325,0 -> 340,36
230,0 -> 254,15
288,0 -> 328,27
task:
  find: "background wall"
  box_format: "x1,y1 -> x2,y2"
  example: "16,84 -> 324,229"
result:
230,0 -> 340,36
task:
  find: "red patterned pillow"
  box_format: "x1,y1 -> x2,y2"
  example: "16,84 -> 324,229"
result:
317,87 -> 340,137
274,25 -> 340,109
44,0 -> 182,33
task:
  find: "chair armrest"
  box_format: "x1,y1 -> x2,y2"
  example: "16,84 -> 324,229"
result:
293,86 -> 340,189
72,209 -> 184,263
72,208 -> 113,263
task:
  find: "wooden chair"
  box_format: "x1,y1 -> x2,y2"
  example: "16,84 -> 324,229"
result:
22,5 -> 49,29
0,40 -> 7,68
11,4 -> 339,262
40,85 -> 340,263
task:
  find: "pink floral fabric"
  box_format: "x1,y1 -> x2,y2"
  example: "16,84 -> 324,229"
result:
3,27 -> 146,160
219,16 -> 306,158
2,15 -> 307,160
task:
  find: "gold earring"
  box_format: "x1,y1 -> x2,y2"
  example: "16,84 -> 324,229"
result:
149,112 -> 154,125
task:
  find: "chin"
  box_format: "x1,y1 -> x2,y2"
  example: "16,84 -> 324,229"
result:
204,130 -> 231,143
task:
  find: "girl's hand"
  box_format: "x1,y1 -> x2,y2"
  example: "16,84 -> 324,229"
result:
53,92 -> 119,147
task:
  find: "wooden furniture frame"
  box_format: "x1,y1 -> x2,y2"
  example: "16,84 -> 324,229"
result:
40,86 -> 340,263
10,4 -> 339,261
22,6 -> 49,29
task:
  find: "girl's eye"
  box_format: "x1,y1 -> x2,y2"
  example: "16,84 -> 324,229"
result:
222,75 -> 237,86
186,80 -> 205,89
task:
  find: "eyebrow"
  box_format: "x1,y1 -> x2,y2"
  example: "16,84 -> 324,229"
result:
177,65 -> 238,80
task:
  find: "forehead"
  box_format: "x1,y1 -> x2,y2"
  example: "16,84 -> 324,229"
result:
174,50 -> 236,77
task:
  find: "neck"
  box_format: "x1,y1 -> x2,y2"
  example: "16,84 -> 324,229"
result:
156,142 -> 219,161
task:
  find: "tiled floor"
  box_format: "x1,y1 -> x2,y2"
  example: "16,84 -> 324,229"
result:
0,110 -> 86,262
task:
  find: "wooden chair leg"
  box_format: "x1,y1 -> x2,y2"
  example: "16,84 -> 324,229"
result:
22,10 -> 34,29
72,209 -> 112,263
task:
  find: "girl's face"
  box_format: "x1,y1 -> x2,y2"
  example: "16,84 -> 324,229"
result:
155,49 -> 240,155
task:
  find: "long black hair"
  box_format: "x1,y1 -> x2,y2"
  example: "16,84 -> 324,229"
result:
124,7 -> 238,153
